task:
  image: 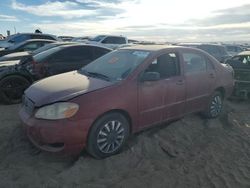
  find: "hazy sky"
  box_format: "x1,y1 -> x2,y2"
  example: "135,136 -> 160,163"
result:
0,0 -> 250,42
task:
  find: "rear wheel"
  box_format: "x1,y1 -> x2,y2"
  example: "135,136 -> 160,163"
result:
87,112 -> 130,159
203,91 -> 223,118
0,75 -> 30,104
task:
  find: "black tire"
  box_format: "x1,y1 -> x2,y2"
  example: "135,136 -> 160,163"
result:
203,91 -> 223,118
87,112 -> 130,159
0,75 -> 30,104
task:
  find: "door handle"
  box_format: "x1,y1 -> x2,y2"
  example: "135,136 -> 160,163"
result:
176,80 -> 184,85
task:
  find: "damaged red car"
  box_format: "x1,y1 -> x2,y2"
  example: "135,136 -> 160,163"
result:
19,45 -> 234,158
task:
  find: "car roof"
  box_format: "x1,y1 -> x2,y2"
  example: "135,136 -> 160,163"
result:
14,33 -> 55,36
178,43 -> 225,47
120,44 -> 194,52
58,43 -> 112,51
22,39 -> 56,43
238,51 -> 250,55
95,34 -> 126,38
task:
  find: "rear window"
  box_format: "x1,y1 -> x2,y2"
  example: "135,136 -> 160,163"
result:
33,46 -> 61,62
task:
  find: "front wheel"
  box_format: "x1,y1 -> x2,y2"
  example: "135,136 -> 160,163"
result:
203,91 -> 223,118
0,75 -> 31,104
87,112 -> 130,159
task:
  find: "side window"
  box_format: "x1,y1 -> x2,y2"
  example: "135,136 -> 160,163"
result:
21,42 -> 40,51
12,34 -> 30,43
242,55 -> 250,64
183,53 -> 207,74
145,52 -> 179,79
102,37 -> 126,44
52,46 -> 92,62
31,35 -> 55,40
93,47 -> 111,59
31,35 -> 41,39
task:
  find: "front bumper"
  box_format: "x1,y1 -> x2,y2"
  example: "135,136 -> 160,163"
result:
19,106 -> 92,155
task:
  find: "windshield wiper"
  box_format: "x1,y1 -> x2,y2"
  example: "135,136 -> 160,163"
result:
81,70 -> 110,81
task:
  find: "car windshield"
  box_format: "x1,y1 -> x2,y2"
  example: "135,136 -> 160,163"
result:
33,46 -> 62,62
90,35 -> 106,42
80,49 -> 150,81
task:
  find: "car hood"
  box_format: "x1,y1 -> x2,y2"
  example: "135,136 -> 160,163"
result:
0,51 -> 30,62
25,71 -> 114,107
4,51 -> 29,58
0,60 -> 20,68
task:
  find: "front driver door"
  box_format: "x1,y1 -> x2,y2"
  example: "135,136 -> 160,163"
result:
138,51 -> 185,129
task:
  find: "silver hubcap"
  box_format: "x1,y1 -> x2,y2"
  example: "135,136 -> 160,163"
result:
210,95 -> 222,117
97,120 -> 125,154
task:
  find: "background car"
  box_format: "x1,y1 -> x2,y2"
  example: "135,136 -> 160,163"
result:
0,33 -> 59,48
225,51 -> 250,99
87,35 -> 128,49
19,45 -> 234,158
0,44 -> 112,104
179,43 -> 231,63
71,36 -> 90,42
225,44 -> 244,56
0,42 -> 77,62
0,39 -> 56,57
225,51 -> 250,68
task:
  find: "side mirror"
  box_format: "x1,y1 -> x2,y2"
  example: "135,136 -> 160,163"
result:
141,72 -> 160,82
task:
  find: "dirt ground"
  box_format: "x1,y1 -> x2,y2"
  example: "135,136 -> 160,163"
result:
0,100 -> 249,188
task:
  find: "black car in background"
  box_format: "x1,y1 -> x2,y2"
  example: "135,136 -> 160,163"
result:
225,51 -> 250,99
0,42 -> 77,62
0,33 -> 59,48
225,45 -> 244,56
225,51 -> 250,68
178,43 -> 231,63
0,39 -> 56,57
0,44 -> 112,104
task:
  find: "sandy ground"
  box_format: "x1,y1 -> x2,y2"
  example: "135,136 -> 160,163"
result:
0,100 -> 249,188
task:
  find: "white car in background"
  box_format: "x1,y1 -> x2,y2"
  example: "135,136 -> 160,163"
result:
0,33 -> 59,48
86,35 -> 129,49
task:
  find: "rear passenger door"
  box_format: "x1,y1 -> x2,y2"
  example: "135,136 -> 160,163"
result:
181,49 -> 216,114
47,46 -> 93,75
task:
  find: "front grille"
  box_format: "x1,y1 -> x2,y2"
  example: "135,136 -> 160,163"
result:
22,95 -> 35,115
234,69 -> 250,82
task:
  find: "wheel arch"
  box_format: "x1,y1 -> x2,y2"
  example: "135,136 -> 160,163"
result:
86,109 -> 133,145
91,109 -> 133,133
0,73 -> 33,84
215,87 -> 225,99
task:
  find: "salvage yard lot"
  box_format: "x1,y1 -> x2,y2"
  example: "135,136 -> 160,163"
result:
0,100 -> 249,188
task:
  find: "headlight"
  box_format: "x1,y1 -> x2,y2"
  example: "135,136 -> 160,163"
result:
35,102 -> 79,120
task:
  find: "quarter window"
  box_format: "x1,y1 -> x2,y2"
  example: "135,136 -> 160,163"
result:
183,53 -> 207,73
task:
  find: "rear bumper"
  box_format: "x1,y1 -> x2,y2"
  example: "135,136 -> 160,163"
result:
19,107 -> 92,155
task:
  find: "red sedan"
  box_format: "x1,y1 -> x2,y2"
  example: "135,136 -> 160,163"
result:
19,45 -> 234,158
